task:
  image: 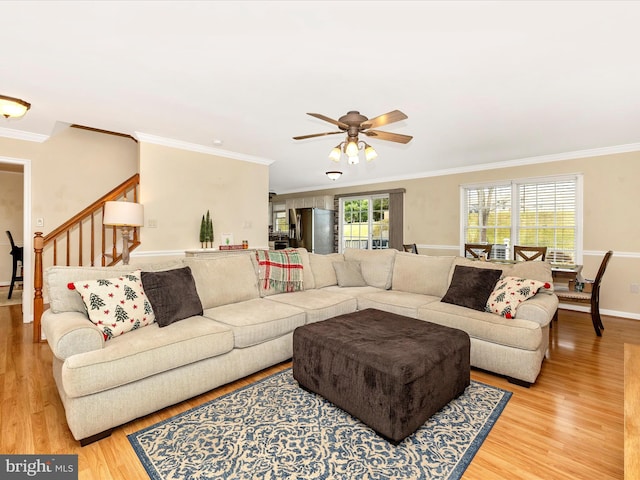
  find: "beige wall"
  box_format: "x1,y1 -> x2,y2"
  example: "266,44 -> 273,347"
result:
0,171 -> 24,285
0,128 -> 270,322
137,142 -> 269,258
274,151 -> 640,319
0,127 -> 138,321
0,127 -> 139,231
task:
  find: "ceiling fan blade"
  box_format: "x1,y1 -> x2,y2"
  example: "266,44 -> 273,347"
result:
364,130 -> 413,144
307,113 -> 349,129
292,131 -> 344,140
360,110 -> 408,129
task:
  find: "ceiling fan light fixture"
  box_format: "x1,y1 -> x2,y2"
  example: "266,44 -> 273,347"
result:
329,145 -> 342,162
347,155 -> 359,165
364,143 -> 378,162
345,140 -> 359,157
325,170 -> 342,181
0,94 -> 31,119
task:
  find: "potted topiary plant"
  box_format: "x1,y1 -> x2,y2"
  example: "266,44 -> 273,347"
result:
199,210 -> 214,248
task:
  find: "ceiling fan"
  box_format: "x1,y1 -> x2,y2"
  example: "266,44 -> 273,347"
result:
293,109 -> 412,179
293,109 -> 413,145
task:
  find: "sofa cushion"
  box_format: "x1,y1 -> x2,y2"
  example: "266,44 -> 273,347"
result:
45,260 -> 183,314
203,298 -> 306,348
506,261 -> 555,293
183,254 -> 259,308
333,261 -> 367,287
450,257 -> 554,293
357,290 -> 441,319
486,276 -> 551,319
321,285 -> 384,298
441,265 -> 503,311
141,267 -> 203,327
392,253 -> 455,297
309,253 -> 343,288
343,248 -> 396,289
418,302 -> 543,351
70,270 -> 155,340
61,316 -> 234,398
293,248 -> 315,290
264,289 -> 358,324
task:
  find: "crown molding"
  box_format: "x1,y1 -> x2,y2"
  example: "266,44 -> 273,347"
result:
0,126 -> 49,143
134,132 -> 274,166
278,142 -> 640,194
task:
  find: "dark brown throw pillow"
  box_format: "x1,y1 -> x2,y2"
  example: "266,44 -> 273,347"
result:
441,265 -> 503,311
141,267 -> 203,327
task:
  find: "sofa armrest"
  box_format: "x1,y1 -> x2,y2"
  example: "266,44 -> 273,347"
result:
515,293 -> 559,327
41,309 -> 104,360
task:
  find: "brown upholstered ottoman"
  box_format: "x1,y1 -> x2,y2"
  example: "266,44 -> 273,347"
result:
292,308 -> 470,443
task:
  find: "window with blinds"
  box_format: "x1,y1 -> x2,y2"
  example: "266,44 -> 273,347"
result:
461,175 -> 582,263
517,178 -> 578,263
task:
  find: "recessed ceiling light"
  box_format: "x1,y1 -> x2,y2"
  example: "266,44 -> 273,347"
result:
212,139 -> 223,146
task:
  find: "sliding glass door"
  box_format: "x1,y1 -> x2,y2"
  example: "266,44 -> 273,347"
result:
339,195 -> 390,251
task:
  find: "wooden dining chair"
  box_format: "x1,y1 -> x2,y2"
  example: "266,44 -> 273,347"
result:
464,243 -> 492,259
403,243 -> 418,254
514,245 -> 547,262
6,230 -> 24,299
554,250 -> 613,336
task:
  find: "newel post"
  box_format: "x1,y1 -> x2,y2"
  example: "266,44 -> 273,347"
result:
33,232 -> 44,343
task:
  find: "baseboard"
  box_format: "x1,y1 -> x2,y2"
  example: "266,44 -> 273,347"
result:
558,303 -> 640,321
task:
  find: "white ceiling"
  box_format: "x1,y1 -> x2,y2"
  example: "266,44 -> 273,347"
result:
2,1 -> 640,193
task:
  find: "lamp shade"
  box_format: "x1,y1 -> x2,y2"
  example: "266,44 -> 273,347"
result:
364,143 -> 378,162
103,201 -> 144,227
345,140 -> 359,157
328,146 -> 342,162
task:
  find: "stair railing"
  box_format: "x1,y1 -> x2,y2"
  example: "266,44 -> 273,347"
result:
33,173 -> 140,342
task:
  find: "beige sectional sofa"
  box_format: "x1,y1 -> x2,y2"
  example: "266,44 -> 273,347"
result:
42,247 -> 558,444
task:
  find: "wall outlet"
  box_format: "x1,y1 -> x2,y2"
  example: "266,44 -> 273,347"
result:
147,219 -> 158,228
36,218 -> 44,227
631,283 -> 640,294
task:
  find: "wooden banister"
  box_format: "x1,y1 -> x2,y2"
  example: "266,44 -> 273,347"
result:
33,174 -> 141,342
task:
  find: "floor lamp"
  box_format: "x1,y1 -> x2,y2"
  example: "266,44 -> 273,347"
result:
103,201 -> 144,265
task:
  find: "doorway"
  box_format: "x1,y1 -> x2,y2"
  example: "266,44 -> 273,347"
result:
0,156 -> 32,325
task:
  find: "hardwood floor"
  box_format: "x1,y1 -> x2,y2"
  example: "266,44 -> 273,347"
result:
1,304 -> 638,479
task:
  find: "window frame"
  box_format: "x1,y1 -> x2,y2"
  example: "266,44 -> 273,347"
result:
460,174 -> 583,264
271,203 -> 289,235
338,194 -> 390,253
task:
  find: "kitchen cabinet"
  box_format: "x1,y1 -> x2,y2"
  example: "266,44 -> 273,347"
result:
286,195 -> 334,212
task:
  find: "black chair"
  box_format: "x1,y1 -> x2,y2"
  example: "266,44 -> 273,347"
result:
6,230 -> 23,299
403,243 -> 418,254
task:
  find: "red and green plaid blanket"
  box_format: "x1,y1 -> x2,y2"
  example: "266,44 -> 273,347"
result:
256,249 -> 304,293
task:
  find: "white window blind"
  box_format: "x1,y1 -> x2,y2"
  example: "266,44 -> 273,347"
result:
516,177 -> 578,264
461,175 -> 581,263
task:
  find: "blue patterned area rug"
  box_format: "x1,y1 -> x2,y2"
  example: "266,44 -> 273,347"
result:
129,369 -> 511,480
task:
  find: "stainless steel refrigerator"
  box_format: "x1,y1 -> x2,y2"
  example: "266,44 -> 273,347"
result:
288,208 -> 334,254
